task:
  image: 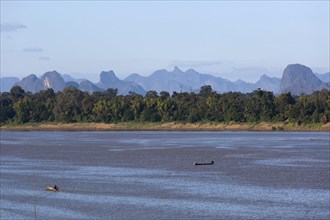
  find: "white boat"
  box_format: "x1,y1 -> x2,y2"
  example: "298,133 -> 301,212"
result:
45,186 -> 60,192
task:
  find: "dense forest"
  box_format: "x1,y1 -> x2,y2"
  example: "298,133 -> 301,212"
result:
1,85 -> 329,125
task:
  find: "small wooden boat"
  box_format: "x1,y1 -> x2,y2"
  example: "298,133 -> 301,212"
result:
45,186 -> 60,192
193,161 -> 214,166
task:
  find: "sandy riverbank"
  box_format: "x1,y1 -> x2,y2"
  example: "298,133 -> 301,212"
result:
1,122 -> 329,131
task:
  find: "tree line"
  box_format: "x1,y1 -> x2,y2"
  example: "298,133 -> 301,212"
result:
1,85 -> 329,125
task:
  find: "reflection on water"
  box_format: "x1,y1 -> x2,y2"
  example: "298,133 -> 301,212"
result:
1,131 -> 329,219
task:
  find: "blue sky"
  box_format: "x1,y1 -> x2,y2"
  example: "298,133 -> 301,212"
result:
1,1 -> 329,82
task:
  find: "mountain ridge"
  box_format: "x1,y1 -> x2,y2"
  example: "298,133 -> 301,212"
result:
1,64 -> 328,95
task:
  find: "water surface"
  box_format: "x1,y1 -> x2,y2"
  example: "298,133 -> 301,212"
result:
1,131 -> 329,219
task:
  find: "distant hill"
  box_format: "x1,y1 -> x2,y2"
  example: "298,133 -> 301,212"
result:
65,81 -> 79,88
255,74 -> 281,94
125,66 -> 236,93
125,66 -> 281,94
41,71 -> 66,92
61,74 -> 86,84
79,80 -> 103,93
233,79 -> 256,93
17,74 -> 44,93
316,72 -> 330,83
16,71 -> 67,93
97,70 -> 146,95
2,64 -> 328,95
0,77 -> 20,92
9,70 -> 145,95
279,64 -> 329,96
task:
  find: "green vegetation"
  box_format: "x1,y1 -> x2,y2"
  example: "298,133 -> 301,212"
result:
1,85 -> 329,126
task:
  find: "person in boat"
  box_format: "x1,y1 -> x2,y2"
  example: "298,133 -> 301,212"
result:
54,185 -> 59,190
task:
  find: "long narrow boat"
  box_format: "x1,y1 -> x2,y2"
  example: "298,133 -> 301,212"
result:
193,161 -> 214,166
45,186 -> 60,192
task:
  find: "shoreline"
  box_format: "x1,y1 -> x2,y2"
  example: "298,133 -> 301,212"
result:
1,122 -> 329,132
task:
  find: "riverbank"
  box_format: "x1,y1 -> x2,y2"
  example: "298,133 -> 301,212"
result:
1,122 -> 329,131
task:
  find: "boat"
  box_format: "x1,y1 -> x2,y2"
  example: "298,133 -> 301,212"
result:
45,186 -> 60,192
193,161 -> 214,166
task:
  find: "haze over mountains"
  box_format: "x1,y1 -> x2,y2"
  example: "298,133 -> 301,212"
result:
1,64 -> 329,96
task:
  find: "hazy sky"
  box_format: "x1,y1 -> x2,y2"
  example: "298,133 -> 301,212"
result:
1,1 -> 329,82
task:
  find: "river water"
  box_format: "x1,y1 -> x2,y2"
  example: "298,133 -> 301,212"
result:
0,131 -> 329,219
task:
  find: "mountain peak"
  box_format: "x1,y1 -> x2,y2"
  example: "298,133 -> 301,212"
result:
100,70 -> 119,84
260,74 -> 269,79
235,79 -> 246,84
41,70 -> 66,92
42,70 -> 61,79
17,74 -> 44,93
287,63 -> 307,68
97,70 -> 145,95
100,70 -> 116,77
172,66 -> 183,73
280,64 -> 327,95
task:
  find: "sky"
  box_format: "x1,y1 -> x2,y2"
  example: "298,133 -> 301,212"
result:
1,1 -> 329,83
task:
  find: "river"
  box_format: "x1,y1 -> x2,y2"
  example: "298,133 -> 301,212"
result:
1,131 -> 329,219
